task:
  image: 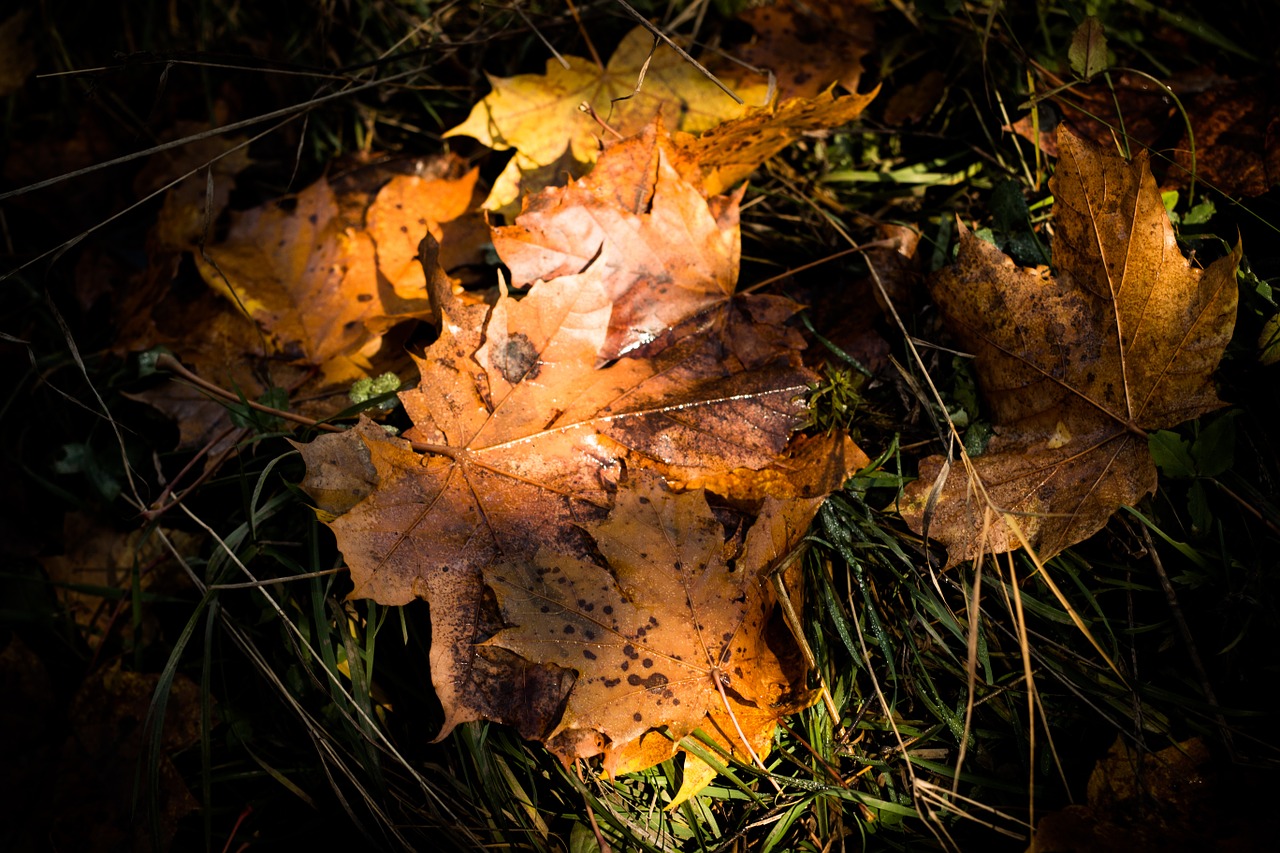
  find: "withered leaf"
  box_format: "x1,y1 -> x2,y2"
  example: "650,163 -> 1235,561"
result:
484,471 -> 819,807
297,123 -> 858,769
901,127 -> 1239,564
297,244 -> 815,736
735,0 -> 875,101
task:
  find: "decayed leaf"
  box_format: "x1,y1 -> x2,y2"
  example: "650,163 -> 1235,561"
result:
0,11 -> 36,97
40,513 -> 200,651
298,123 -> 858,789
901,127 -> 1239,564
133,118 -> 253,253
735,0 -> 874,101
444,25 -> 770,212
484,472 -> 818,807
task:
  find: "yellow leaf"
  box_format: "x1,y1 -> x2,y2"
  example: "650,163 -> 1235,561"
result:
445,26 -> 770,211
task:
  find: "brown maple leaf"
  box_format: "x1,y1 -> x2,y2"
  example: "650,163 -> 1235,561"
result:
483,471 -> 818,807
901,127 -> 1240,564
297,123 -> 860,758
297,236 -> 820,738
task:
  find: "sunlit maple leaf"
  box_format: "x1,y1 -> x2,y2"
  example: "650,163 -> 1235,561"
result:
297,240 -> 819,736
483,471 -> 819,807
901,127 -> 1240,564
297,122 -> 862,760
493,122 -> 741,359
125,156 -> 484,448
444,25 -> 770,212
193,176 -> 431,383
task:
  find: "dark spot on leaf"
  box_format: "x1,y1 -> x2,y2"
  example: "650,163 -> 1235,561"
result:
603,677 -> 620,688
621,661 -> 629,671
563,625 -> 575,634
583,649 -> 597,660
633,712 -> 642,722
603,605 -> 614,615
356,293 -> 373,302
623,644 -> 639,659
642,658 -> 653,668
627,672 -> 669,691
492,332 -> 541,383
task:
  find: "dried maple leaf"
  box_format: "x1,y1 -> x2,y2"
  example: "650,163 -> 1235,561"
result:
124,156 -> 484,449
297,123 -> 861,767
298,240 -> 817,736
901,127 -> 1240,564
483,471 -> 819,807
444,25 -> 770,212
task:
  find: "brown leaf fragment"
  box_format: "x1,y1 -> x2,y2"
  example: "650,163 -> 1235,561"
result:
735,0 -> 874,101
674,87 -> 879,196
901,127 -> 1239,564
194,176 -> 435,382
366,165 -> 486,296
483,472 -> 819,807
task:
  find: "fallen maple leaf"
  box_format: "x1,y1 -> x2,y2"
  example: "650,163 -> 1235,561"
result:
901,127 -> 1240,564
297,123 -> 862,790
444,25 -> 770,212
297,236 -> 818,736
484,471 -> 818,807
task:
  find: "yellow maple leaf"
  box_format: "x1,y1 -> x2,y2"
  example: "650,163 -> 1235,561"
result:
444,26 -> 770,212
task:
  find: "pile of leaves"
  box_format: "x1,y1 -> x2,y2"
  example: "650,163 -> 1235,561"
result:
3,1 -> 1279,851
